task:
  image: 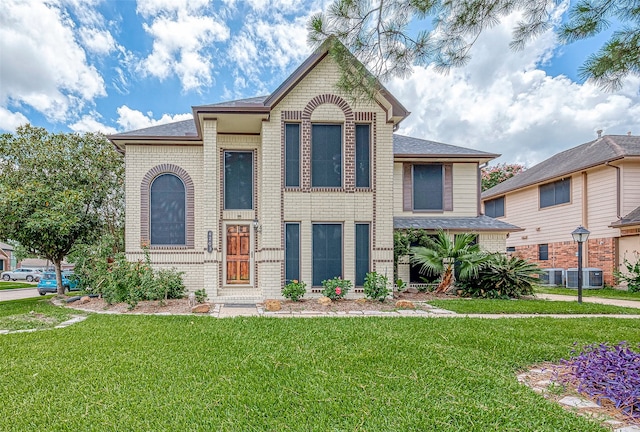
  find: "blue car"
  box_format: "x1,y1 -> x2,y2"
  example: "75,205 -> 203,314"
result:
37,271 -> 79,295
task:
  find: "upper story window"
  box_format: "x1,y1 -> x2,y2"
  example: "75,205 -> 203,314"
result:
150,174 -> 186,245
224,151 -> 253,210
403,163 -> 453,212
312,124 -> 342,187
285,123 -> 300,187
485,196 -> 505,218
539,178 -> 570,208
355,124 -> 370,188
413,164 -> 444,211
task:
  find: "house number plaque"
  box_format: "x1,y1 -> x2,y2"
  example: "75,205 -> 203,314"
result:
207,231 -> 213,253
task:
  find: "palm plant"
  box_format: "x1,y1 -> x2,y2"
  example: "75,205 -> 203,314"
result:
410,230 -> 487,293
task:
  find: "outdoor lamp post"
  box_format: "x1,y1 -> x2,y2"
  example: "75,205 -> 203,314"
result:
571,226 -> 590,304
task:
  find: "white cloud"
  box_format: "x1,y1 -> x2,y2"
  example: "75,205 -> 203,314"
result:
79,27 -> 116,55
115,105 -> 192,131
137,1 -> 230,92
0,0 -> 106,122
0,107 -> 29,132
69,112 -> 118,134
389,7 -> 640,166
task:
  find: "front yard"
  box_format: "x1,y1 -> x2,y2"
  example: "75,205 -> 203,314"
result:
1,301 -> 639,431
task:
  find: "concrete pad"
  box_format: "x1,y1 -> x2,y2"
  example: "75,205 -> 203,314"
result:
558,396 -> 600,408
218,306 -> 260,318
614,426 -> 640,432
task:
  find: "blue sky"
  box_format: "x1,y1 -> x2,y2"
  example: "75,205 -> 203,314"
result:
1,0 -> 638,165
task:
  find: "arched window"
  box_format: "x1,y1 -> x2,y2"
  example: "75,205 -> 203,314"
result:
150,174 -> 186,245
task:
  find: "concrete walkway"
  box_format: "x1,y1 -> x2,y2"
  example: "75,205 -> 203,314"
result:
535,293 -> 640,309
0,287 -> 40,301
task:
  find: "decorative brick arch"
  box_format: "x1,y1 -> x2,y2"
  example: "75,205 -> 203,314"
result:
301,94 -> 355,191
140,164 -> 195,248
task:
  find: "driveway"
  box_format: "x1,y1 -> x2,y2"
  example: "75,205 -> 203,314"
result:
0,288 -> 40,302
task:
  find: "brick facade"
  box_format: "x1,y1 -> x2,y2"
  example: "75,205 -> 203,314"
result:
513,237 -> 616,285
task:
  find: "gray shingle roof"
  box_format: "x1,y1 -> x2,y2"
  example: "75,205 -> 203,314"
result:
195,96 -> 268,108
0,242 -> 13,251
610,205 -> 640,228
109,119 -> 197,138
394,216 -> 522,232
393,134 -> 499,158
483,135 -> 640,199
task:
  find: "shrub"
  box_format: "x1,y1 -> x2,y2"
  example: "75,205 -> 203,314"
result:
321,277 -> 352,300
363,272 -> 390,302
614,255 -> 640,293
554,342 -> 640,420
395,279 -> 407,292
194,289 -> 207,303
457,254 -> 540,299
282,279 -> 306,302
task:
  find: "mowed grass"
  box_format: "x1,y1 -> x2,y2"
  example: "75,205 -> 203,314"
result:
427,298 -> 640,314
0,281 -> 34,290
0,297 -> 83,331
535,286 -> 640,301
1,315 -> 639,431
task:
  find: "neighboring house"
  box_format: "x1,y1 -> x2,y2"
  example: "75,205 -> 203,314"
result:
109,43 -> 518,302
0,242 -> 13,272
482,133 -> 640,286
17,258 -> 74,271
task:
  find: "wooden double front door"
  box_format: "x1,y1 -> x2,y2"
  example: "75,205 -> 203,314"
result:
226,224 -> 251,285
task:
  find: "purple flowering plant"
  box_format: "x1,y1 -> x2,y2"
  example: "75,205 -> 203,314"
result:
554,342 -> 640,420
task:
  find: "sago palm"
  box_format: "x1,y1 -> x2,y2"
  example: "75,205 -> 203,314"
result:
410,230 -> 487,293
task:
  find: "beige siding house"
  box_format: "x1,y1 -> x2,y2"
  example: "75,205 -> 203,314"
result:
110,45 -> 519,302
482,134 -> 640,286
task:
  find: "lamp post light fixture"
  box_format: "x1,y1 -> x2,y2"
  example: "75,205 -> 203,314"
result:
571,225 -> 590,304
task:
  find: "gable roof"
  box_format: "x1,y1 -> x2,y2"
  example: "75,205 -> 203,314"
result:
109,40 -> 409,146
482,135 -> 640,199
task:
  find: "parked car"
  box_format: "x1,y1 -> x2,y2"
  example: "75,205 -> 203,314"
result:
1,268 -> 42,282
37,271 -> 79,295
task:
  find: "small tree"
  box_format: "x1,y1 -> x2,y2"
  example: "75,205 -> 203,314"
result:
614,254 -> 640,293
411,230 -> 487,293
482,163 -> 526,191
0,125 -> 124,294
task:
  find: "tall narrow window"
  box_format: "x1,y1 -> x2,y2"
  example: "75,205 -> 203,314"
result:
355,223 -> 370,286
224,151 -> 253,210
355,124 -> 370,188
312,124 -> 342,187
312,224 -> 342,286
150,174 -> 186,245
413,164 -> 443,210
285,123 -> 300,187
285,223 -> 300,283
538,244 -> 549,260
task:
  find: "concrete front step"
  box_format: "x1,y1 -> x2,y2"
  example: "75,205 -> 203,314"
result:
211,295 -> 263,305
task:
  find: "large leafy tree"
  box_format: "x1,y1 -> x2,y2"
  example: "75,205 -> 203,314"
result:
481,163 -> 526,191
411,230 -> 487,293
309,0 -> 640,97
0,125 -> 124,294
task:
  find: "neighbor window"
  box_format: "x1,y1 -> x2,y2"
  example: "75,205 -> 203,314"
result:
413,164 -> 443,210
312,124 -> 342,187
485,197 -> 505,218
150,173 -> 186,245
285,123 -> 300,187
355,124 -> 370,188
538,244 -> 549,260
285,223 -> 300,283
224,151 -> 253,210
539,178 -> 570,208
312,224 -> 342,286
355,223 -> 370,286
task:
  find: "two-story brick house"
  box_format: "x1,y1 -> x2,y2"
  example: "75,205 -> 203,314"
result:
110,44 -> 519,302
482,133 -> 640,286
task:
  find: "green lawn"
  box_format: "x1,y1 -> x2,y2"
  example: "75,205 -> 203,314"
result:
1,314 -> 639,431
535,286 -> 640,301
427,298 -> 640,314
0,297 -> 84,331
0,281 -> 35,290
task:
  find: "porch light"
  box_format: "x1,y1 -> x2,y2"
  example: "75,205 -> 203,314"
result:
571,225 -> 590,304
253,219 -> 261,232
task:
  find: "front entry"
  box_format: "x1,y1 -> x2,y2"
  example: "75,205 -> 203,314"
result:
226,224 -> 251,285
